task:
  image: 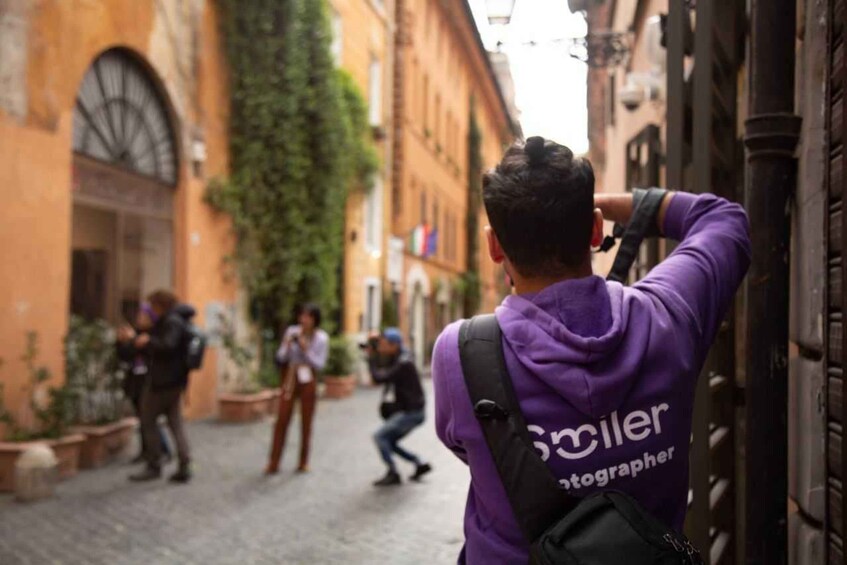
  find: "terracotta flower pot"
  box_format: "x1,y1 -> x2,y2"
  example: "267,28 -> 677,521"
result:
322,375 -> 357,399
0,434 -> 85,493
69,417 -> 137,469
265,388 -> 282,416
218,390 -> 273,423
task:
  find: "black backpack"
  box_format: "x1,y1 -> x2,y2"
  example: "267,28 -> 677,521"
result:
184,323 -> 207,371
458,319 -> 702,564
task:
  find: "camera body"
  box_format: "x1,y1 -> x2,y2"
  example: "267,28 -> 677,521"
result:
359,336 -> 380,351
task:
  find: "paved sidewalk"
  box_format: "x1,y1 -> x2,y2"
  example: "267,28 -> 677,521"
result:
0,383 -> 468,564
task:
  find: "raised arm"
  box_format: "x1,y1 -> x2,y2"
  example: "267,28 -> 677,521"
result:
369,357 -> 406,384
276,326 -> 296,365
594,191 -> 675,234
603,191 -> 752,352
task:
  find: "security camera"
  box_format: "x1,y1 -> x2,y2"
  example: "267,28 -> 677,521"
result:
619,72 -> 664,112
620,83 -> 646,112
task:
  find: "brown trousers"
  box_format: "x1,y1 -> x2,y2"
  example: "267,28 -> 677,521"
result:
141,386 -> 190,471
267,366 -> 317,472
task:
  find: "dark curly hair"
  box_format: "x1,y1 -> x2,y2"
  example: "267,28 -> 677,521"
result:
482,136 -> 595,278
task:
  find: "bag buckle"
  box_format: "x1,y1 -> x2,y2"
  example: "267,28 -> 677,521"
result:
474,399 -> 509,421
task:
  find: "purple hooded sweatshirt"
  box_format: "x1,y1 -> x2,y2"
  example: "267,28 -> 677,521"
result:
432,192 -> 751,564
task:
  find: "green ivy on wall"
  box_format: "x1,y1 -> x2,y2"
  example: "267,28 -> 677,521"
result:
463,97 -> 483,317
207,0 -> 378,336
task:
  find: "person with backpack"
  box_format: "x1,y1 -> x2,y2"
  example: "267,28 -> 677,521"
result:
432,137 -> 751,563
128,290 -> 197,484
117,305 -> 173,465
265,304 -> 328,475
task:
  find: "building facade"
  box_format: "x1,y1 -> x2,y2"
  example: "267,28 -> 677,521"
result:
0,0 -> 515,427
332,0 -> 395,337
582,0 -> 837,563
0,0 -> 234,422
389,0 -> 515,366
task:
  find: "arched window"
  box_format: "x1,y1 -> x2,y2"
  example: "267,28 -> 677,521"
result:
70,49 -> 177,323
73,49 -> 177,185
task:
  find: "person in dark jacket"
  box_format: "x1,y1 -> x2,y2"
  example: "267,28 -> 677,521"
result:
368,328 -> 432,487
117,305 -> 172,464
128,290 -> 193,483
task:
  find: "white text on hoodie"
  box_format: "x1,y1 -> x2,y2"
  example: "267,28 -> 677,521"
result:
529,403 -> 670,461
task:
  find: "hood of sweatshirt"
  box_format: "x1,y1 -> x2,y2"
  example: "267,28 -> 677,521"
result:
496,275 -> 652,420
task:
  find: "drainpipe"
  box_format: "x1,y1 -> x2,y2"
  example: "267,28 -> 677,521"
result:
743,0 -> 802,563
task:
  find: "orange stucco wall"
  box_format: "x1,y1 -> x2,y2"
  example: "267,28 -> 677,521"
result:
0,0 -> 235,428
392,0 -> 514,349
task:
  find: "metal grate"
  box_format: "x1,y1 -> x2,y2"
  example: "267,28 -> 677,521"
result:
666,1 -> 745,563
624,124 -> 661,282
72,49 -> 177,186
827,0 -> 847,561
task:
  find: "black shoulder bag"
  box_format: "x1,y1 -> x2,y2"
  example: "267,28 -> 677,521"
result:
458,316 -> 701,565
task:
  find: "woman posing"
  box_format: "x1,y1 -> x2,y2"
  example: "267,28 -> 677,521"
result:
265,304 -> 329,475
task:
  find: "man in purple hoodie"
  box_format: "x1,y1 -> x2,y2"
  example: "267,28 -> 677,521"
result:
432,136 -> 751,564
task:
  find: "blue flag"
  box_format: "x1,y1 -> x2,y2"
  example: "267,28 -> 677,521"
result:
425,228 -> 438,258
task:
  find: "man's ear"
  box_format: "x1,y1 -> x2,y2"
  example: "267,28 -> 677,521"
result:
590,208 -> 604,248
486,226 -> 506,264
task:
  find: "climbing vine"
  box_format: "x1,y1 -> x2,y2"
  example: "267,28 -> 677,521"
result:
208,0 -> 378,336
463,97 -> 483,316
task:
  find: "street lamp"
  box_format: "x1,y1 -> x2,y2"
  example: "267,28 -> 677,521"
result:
485,0 -> 516,25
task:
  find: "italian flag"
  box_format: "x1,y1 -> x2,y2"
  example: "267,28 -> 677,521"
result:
409,224 -> 430,257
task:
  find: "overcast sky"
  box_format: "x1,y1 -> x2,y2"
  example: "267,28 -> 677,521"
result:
468,0 -> 589,154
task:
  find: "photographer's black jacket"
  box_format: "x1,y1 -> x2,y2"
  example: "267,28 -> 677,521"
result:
370,352 -> 425,412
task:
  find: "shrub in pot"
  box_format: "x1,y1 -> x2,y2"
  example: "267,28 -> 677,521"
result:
64,316 -> 136,469
322,337 -> 357,399
257,362 -> 282,415
217,312 -> 270,422
0,332 -> 85,492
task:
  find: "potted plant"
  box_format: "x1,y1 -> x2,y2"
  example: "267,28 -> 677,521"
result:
0,332 -> 85,492
258,361 -> 282,416
216,313 -> 271,423
322,337 -> 357,399
64,316 -> 136,469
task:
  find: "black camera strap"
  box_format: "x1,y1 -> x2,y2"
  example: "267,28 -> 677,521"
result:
604,187 -> 668,283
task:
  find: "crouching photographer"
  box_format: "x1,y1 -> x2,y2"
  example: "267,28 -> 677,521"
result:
365,328 -> 432,487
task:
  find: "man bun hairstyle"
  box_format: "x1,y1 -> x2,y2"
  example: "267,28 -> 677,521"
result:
524,135 -> 548,167
483,136 -> 595,278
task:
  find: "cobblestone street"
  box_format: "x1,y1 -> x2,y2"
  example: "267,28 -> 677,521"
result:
0,383 -> 468,564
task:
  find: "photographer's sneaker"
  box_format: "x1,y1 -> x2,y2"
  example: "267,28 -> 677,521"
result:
411,463 -> 432,482
169,467 -> 192,484
373,470 -> 401,487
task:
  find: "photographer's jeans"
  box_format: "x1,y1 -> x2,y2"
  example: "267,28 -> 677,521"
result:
374,410 -> 425,472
